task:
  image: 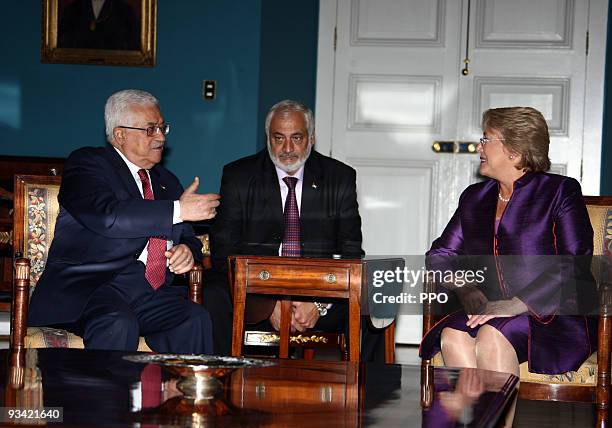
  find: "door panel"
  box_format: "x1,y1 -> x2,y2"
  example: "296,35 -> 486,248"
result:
352,0 -> 446,46
476,0 -> 573,47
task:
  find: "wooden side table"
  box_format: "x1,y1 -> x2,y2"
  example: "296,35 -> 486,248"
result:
230,255 -> 364,362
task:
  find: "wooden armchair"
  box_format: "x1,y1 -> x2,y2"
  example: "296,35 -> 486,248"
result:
11,174 -> 204,351
0,155 -> 65,309
422,195 -> 612,426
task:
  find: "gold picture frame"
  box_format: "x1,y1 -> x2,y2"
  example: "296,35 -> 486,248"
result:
41,0 -> 157,67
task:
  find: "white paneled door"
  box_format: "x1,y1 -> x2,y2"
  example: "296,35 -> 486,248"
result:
316,0 -> 608,343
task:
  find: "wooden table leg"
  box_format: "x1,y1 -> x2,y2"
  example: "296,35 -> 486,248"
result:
279,299 -> 291,359
348,265 -> 361,362
231,261 -> 247,357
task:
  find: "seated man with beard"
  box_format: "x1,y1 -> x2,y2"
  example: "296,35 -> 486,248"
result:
207,99 -> 384,361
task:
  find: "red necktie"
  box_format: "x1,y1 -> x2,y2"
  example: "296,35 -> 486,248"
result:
138,169 -> 166,290
140,363 -> 162,409
281,177 -> 301,257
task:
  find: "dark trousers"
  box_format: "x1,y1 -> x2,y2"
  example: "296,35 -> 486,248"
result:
58,262 -> 213,354
250,301 -> 386,362
200,272 -> 233,356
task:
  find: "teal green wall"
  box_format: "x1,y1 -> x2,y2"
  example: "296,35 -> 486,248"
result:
6,1 -> 607,193
0,1 -> 269,193
257,0 -> 319,150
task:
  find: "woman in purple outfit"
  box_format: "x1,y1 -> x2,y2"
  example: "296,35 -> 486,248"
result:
420,107 -> 597,382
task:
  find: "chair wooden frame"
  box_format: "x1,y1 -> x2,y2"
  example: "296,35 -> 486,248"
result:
10,174 -> 204,350
422,195 -> 612,426
229,255 -> 397,363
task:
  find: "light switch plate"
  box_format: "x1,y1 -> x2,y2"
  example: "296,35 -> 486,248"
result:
202,80 -> 216,101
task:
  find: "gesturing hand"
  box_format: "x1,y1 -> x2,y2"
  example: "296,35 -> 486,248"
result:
179,177 -> 220,221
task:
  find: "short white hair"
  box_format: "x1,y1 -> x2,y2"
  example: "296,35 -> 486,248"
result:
264,99 -> 314,139
104,89 -> 159,142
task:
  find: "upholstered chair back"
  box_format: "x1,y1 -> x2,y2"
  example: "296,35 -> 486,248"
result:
13,176 -> 61,291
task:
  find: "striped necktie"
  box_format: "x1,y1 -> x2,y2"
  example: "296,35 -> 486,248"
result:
281,176 -> 301,257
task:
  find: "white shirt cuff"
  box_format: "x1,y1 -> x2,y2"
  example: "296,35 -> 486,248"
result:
173,200 -> 182,224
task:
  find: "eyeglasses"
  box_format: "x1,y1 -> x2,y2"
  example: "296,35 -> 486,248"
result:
118,124 -> 170,137
479,137 -> 503,145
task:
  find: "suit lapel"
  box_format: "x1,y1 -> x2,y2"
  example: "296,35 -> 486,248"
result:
149,167 -> 168,200
103,145 -> 141,198
259,154 -> 284,225
300,153 -> 323,241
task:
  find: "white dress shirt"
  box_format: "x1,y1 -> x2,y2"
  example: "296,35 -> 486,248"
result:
91,0 -> 105,19
113,147 -> 182,265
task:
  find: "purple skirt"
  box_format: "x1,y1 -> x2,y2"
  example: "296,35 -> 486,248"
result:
420,311 -> 529,364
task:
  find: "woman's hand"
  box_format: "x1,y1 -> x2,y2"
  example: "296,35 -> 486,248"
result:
439,369 -> 485,421
466,297 -> 528,328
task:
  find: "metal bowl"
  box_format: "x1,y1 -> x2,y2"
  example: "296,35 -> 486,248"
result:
123,354 -> 276,399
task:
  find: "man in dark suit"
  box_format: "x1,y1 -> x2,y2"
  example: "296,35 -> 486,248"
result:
28,89 -> 220,353
208,100 -> 383,360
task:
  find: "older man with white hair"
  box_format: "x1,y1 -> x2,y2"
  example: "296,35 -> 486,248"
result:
28,89 -> 220,353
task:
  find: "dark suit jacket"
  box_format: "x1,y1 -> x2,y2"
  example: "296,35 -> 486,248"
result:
209,149 -> 364,323
28,145 -> 201,327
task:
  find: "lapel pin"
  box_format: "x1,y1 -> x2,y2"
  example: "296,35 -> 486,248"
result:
312,182 -> 317,189
161,185 -> 166,190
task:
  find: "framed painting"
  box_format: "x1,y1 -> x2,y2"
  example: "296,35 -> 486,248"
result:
41,0 -> 157,67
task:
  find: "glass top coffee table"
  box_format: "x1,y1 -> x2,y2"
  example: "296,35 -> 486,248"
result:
0,348 -> 517,427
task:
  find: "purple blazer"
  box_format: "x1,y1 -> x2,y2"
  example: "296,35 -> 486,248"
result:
422,172 -> 597,374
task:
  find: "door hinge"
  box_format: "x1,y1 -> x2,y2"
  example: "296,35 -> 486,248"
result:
334,26 -> 337,51
586,30 -> 589,56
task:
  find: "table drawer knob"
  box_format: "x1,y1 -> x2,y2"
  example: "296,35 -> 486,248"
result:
325,273 -> 337,284
258,270 -> 271,280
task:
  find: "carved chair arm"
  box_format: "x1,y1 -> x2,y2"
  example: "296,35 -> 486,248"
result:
598,280 -> 612,317
188,264 -> 203,304
596,279 -> 612,405
422,276 -> 436,337
11,256 -> 30,350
